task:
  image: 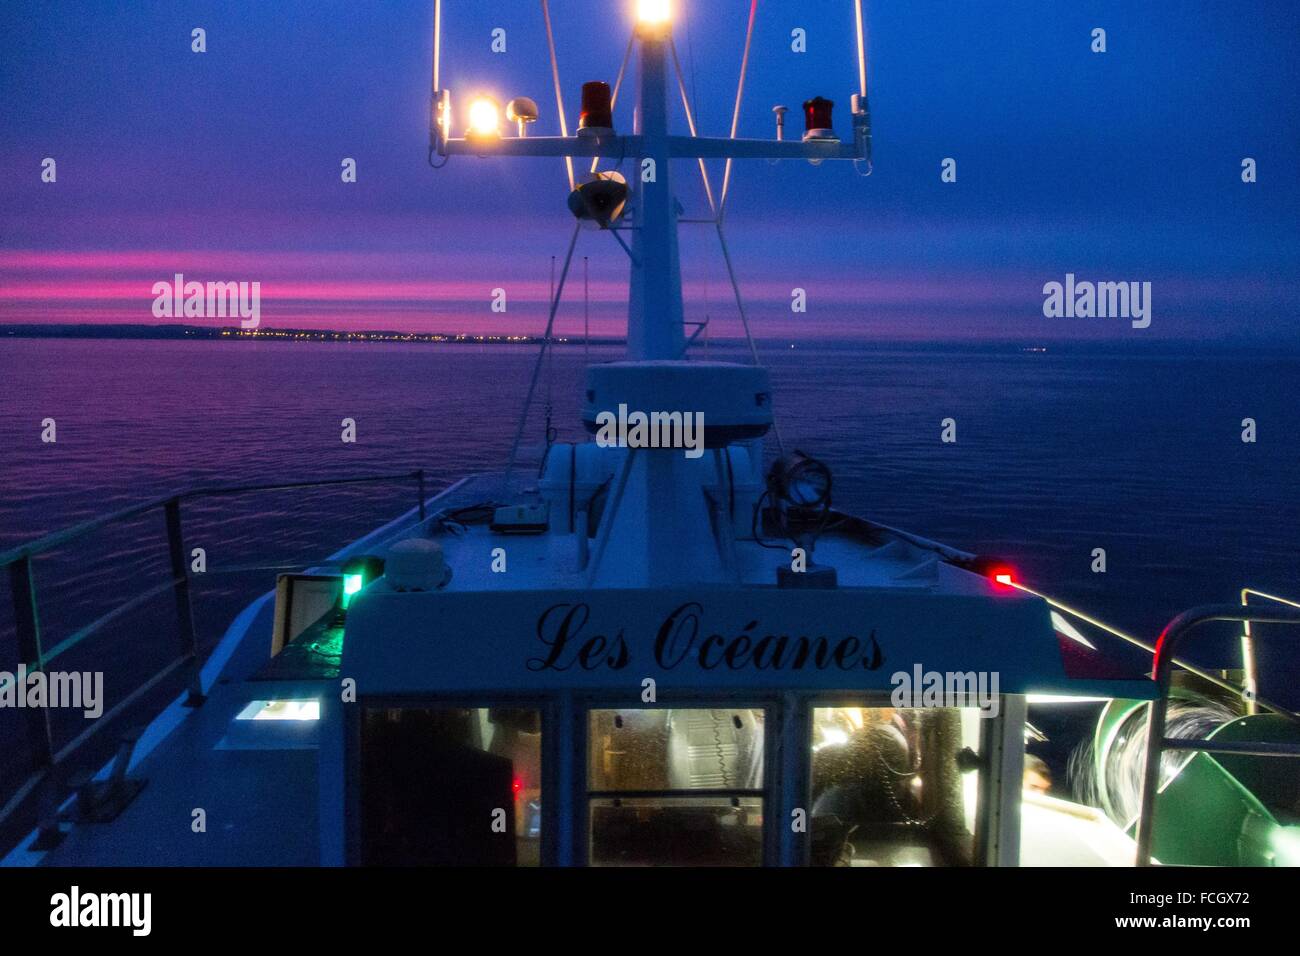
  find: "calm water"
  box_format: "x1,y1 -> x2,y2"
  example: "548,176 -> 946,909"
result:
0,338 -> 1297,795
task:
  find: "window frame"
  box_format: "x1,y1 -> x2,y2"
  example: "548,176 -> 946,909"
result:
577,692 -> 781,867
345,692 -> 555,866
343,690 -> 1021,867
801,691 -> 1014,867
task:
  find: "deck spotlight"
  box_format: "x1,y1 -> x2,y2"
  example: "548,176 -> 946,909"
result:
506,96 -> 539,137
769,452 -> 833,510
467,95 -> 501,139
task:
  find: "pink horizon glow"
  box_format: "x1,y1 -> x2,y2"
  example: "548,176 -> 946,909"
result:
1,248 -> 1293,341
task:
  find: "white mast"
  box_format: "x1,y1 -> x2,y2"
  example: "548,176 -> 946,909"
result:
431,1 -> 871,586
626,17 -> 686,360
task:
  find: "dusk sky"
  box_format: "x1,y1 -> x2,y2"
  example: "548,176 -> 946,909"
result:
1,0 -> 1297,343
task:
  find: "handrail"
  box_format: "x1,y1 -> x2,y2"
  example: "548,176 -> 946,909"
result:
0,468 -> 433,840
0,470 -> 427,567
1012,580 -> 1299,722
1241,589 -> 1300,717
1135,604 -> 1300,866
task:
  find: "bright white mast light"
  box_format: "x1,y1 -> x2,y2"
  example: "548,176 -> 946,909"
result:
467,96 -> 501,138
637,0 -> 672,25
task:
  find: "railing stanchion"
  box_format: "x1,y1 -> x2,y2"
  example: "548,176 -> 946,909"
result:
164,498 -> 205,706
1136,604 -> 1300,866
0,469 -> 443,837
9,556 -> 55,771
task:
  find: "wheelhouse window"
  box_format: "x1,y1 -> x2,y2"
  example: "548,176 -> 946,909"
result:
360,707 -> 541,866
810,706 -> 982,866
587,708 -> 765,866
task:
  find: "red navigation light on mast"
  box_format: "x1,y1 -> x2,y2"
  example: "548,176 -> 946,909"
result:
578,81 -> 615,135
803,97 -> 836,141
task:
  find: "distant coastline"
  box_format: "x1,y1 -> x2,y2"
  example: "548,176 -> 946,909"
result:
0,323 -> 608,346
1,324 -> 1296,357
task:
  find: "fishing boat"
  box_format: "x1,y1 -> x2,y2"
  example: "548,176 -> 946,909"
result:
3,0 -> 1298,869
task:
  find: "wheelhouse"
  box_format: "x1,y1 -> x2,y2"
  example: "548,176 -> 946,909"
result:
329,582 -> 1156,867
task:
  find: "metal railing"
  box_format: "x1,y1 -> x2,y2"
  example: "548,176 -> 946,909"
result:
1135,603 -> 1300,866
0,469 -> 430,833
1011,580 -> 1300,723
1240,588 -> 1300,716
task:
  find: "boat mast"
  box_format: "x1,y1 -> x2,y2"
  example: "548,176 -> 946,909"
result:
627,19 -> 685,360
430,2 -> 873,584
430,3 -> 872,357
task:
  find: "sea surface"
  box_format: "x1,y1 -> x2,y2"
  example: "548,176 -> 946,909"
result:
0,337 -> 1297,802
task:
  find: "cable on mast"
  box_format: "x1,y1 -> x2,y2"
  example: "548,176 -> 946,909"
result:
428,0 -> 449,168
591,33 -> 635,177
665,9 -> 783,452
852,0 -> 873,176
432,0 -> 441,91
541,0 -> 575,191
854,0 -> 868,98
669,38 -> 717,215
545,256 -> 556,449
719,0 -> 758,219
504,223 -> 582,491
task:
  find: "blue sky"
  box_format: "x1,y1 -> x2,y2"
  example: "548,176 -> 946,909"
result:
1,0 -> 1297,342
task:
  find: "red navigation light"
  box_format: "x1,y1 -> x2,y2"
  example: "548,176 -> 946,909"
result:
579,81 -> 614,133
992,568 -> 1016,588
803,96 -> 835,137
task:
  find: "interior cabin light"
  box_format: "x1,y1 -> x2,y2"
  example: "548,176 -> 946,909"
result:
235,699 -> 321,722
803,96 -> 836,140
467,95 -> 502,139
578,81 -> 615,134
1025,694 -> 1112,704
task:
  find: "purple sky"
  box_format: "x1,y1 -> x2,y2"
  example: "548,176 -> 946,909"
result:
1,1 -> 1297,344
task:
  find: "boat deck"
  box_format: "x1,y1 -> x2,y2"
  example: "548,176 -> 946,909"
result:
8,595 -> 326,866
4,470 -> 1147,867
